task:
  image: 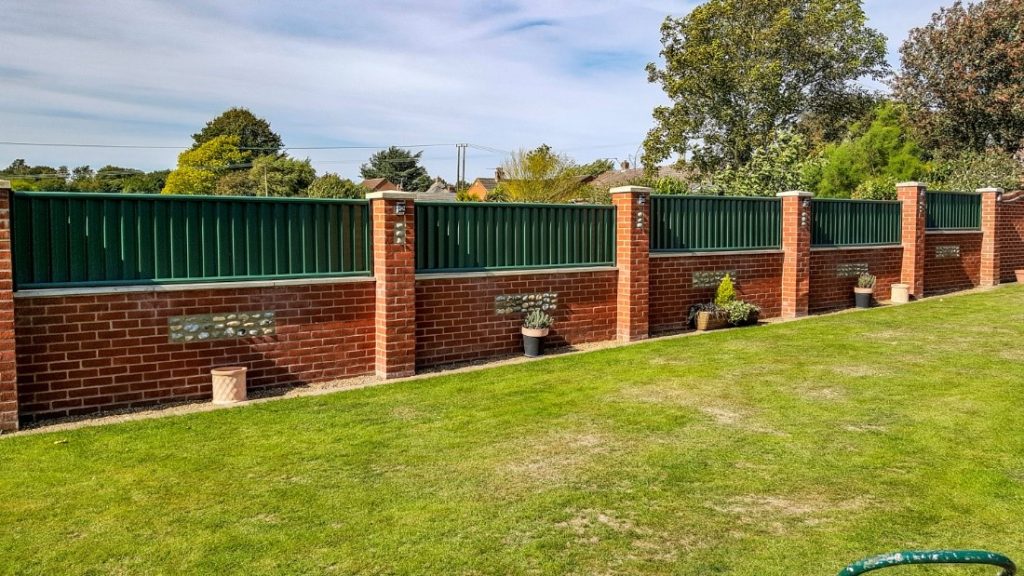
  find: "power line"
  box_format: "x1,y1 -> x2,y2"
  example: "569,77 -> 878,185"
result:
0,140 -> 460,151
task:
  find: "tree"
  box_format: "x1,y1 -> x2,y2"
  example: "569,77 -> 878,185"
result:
705,130 -> 815,196
192,107 -> 283,157
643,0 -> 889,172
895,0 -> 1024,153
496,145 -> 588,203
804,102 -> 928,198
249,155 -> 315,197
307,173 -> 367,199
163,135 -> 248,195
930,148 -> 1024,192
359,147 -> 431,191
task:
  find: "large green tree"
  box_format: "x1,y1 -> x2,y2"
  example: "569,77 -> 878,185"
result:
192,108 -> 283,157
163,135 -> 248,195
360,147 -> 431,191
495,145 -> 587,203
643,0 -> 889,172
307,173 -> 367,199
895,0 -> 1024,153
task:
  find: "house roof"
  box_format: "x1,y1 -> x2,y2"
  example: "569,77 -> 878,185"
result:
360,178 -> 398,192
471,177 -> 498,191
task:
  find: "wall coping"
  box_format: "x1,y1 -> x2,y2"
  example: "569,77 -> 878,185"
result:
925,229 -> 983,235
777,190 -> 813,197
13,275 -> 375,299
366,191 -> 417,200
610,186 -> 653,195
810,244 -> 902,252
650,249 -> 783,258
416,266 -> 616,280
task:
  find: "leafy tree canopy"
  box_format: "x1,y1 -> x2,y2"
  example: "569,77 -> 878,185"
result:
495,145 -> 588,203
643,0 -> 889,173
805,102 -> 928,198
705,130 -> 815,196
896,0 -> 1024,153
192,107 -> 283,157
360,147 -> 431,192
163,136 -> 248,195
307,173 -> 367,199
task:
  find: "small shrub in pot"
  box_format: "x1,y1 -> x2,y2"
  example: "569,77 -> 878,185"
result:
521,309 -> 553,357
854,273 -> 876,309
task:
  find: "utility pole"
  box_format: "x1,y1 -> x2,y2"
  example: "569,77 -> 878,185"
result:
455,143 -> 468,192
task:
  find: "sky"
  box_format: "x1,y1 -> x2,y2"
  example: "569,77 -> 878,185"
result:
1,0 -> 947,184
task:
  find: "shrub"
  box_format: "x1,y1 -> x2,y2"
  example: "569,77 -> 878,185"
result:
523,309 -> 553,329
715,274 -> 737,306
857,273 -> 876,289
721,300 -> 761,325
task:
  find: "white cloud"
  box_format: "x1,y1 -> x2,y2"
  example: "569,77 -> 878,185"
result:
1,0 -> 946,183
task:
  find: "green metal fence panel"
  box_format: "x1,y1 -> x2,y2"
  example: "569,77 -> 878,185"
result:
12,192 -> 372,289
650,195 -> 781,252
415,202 -> 614,272
926,191 -> 981,230
811,199 -> 902,247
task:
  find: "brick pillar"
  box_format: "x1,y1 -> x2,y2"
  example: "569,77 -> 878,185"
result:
369,191 -> 416,379
777,191 -> 813,318
898,181 -> 927,299
978,187 -> 1003,287
611,186 -> 650,342
0,182 -> 17,432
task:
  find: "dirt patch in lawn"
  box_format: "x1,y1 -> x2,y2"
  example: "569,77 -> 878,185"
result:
712,494 -> 873,534
495,428 -> 620,488
614,385 -> 786,436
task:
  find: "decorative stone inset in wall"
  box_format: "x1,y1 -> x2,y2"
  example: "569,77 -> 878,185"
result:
836,263 -> 869,278
935,245 -> 961,259
495,293 -> 559,315
169,311 -> 276,343
692,270 -> 737,288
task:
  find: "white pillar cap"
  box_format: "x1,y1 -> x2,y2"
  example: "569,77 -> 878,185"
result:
0,179 -> 10,189
776,191 -> 813,197
366,191 -> 417,200
977,187 -> 1004,194
610,186 -> 653,195
896,181 -> 926,188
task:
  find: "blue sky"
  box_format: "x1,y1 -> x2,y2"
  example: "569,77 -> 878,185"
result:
1,1 -> 946,183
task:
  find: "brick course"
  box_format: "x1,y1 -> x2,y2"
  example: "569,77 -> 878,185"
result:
924,232 -> 982,295
14,281 -> 375,423
809,247 -> 902,312
999,194 -> 1024,282
415,270 -> 617,367
649,252 -> 784,333
0,190 -> 17,431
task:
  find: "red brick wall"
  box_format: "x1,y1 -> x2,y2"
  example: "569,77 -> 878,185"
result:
14,280 -> 375,423
925,232 -> 982,295
999,195 -> 1024,282
649,252 -> 784,333
0,191 -> 17,432
809,247 -> 903,312
415,270 -> 617,368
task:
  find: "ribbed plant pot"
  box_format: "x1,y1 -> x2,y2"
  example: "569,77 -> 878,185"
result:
695,311 -> 729,331
522,327 -> 549,358
1016,270 -> 1024,283
211,366 -> 248,405
891,283 -> 910,304
854,287 -> 874,309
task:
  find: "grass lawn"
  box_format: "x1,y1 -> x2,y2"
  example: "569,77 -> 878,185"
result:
3,287 -> 1024,575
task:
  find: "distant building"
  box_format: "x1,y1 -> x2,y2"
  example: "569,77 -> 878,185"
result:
416,178 -> 457,202
360,178 -> 399,192
589,164 -> 690,190
464,177 -> 498,200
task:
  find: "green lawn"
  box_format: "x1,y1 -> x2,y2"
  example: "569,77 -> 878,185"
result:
3,287 -> 1024,575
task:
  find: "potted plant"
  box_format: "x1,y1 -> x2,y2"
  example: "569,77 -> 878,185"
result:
689,302 -> 728,331
721,300 -> 761,326
1016,269 -> 1024,283
688,274 -> 760,331
522,309 -> 553,357
854,273 -> 876,309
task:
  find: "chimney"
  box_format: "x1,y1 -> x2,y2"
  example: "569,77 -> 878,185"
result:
621,160 -> 631,170
495,167 -> 505,181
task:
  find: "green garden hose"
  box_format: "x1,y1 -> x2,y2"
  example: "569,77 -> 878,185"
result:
838,550 -> 1016,575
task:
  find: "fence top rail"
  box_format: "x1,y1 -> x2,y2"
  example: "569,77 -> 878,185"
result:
11,190 -> 370,205
415,200 -> 613,209
927,190 -> 980,196
812,198 -> 901,205
651,194 -> 780,202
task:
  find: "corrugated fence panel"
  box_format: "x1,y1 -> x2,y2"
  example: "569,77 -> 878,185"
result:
12,192 -> 372,289
927,191 -> 981,230
650,195 -> 781,252
811,199 -> 902,247
415,202 -> 614,272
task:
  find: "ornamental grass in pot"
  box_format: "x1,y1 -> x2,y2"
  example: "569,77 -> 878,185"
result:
689,274 -> 761,331
522,309 -> 553,357
854,273 -> 876,309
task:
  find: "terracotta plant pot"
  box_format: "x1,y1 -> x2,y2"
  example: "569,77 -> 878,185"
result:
211,366 -> 247,405
695,311 -> 729,331
854,287 -> 874,309
1016,270 -> 1024,283
521,327 -> 549,357
891,283 -> 910,304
